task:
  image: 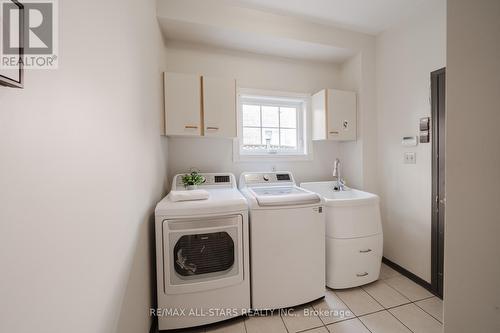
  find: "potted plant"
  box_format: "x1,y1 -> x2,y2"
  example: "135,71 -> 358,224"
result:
181,170 -> 205,190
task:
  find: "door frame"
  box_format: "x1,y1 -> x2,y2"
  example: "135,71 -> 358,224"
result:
431,67 -> 445,298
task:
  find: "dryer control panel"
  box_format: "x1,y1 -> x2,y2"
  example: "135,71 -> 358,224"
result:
173,173 -> 236,190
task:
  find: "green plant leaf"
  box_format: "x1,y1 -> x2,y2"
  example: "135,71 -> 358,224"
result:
181,170 -> 205,187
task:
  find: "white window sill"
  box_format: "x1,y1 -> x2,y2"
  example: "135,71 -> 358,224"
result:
233,150 -> 312,163
235,154 -> 312,162
232,138 -> 313,162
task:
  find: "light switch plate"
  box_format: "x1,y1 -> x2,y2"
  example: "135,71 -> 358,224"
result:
404,152 -> 416,164
402,136 -> 418,146
420,117 -> 430,131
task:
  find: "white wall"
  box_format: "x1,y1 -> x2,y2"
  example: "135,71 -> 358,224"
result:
376,0 -> 446,282
165,44 -> 345,184
339,53 -> 364,189
0,1 -> 168,333
444,0 -> 500,331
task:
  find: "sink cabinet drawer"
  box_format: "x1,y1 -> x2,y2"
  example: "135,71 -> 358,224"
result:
326,234 -> 383,289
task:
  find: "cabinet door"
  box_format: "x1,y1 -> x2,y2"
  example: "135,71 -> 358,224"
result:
202,76 -> 236,138
164,72 -> 201,136
312,89 -> 327,140
327,89 -> 357,141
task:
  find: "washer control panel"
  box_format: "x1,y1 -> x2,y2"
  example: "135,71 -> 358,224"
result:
241,172 -> 294,186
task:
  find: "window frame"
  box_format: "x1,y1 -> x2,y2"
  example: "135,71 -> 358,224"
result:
234,88 -> 312,162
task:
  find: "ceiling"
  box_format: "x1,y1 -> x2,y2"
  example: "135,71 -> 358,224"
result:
158,0 -> 439,63
160,19 -> 355,63
227,0 -> 436,35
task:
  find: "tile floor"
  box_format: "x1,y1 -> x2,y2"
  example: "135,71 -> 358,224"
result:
170,264 -> 443,333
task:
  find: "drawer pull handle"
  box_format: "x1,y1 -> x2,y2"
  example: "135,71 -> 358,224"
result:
206,126 -> 219,130
329,131 -> 339,135
184,125 -> 198,129
356,272 -> 369,277
359,249 -> 372,253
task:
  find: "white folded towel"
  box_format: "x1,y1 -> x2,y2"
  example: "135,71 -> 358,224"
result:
168,190 -> 210,202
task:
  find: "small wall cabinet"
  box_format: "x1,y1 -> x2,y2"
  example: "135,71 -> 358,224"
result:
202,76 -> 236,138
164,72 -> 236,138
312,89 -> 357,141
164,72 -> 201,136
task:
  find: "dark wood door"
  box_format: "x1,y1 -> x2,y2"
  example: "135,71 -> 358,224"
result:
431,68 -> 445,298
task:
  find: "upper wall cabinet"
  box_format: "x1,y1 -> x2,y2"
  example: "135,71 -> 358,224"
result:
312,89 -> 357,141
164,72 -> 201,136
163,72 -> 236,138
203,76 -> 236,138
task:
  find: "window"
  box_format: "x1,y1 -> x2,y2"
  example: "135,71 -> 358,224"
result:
237,91 -> 308,159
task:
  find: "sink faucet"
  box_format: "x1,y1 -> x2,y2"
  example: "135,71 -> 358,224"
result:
333,158 -> 346,191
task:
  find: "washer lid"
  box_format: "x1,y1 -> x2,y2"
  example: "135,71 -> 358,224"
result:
155,189 -> 248,217
249,186 -> 321,207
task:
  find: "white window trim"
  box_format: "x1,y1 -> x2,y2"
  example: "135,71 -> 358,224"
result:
233,88 -> 313,162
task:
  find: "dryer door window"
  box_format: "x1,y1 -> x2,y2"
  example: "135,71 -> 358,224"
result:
164,214 -> 244,294
174,231 -> 234,276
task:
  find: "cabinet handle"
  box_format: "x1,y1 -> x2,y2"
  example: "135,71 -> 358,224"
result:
184,125 -> 198,129
206,126 -> 219,130
329,131 -> 339,135
359,249 -> 372,253
356,272 -> 369,277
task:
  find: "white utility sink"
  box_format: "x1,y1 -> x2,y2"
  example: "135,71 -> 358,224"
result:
300,181 -> 383,289
300,181 -> 379,206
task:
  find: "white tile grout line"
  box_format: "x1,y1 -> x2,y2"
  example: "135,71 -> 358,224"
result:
386,305 -> 443,331
279,312 -> 291,333
242,315 -> 248,333
366,278 -> 437,306
367,278 -> 442,324
310,302 -> 328,328
346,287 -> 417,333
412,300 -> 443,324
360,280 -> 413,310
280,305 -> 325,333
313,292 -> 363,330
379,263 -> 402,280
331,286 -> 413,332
330,289 -> 376,333
354,279 -> 442,332
295,324 -> 327,333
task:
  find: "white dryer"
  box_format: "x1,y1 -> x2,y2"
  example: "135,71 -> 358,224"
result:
155,173 -> 250,330
239,172 -> 325,310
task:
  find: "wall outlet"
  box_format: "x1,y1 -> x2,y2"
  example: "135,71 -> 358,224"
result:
404,152 -> 416,164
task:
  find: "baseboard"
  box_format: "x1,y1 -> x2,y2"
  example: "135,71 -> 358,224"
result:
382,257 -> 438,296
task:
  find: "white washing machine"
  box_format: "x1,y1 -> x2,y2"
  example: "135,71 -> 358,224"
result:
154,173 -> 250,330
238,172 -> 325,310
